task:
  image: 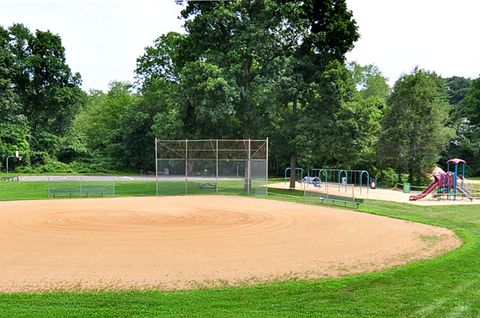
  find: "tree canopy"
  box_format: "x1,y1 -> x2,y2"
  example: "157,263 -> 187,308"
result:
2,4 -> 480,183
0,24 -> 85,168
379,69 -> 454,183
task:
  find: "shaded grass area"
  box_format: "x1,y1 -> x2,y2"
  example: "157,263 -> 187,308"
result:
0,184 -> 479,317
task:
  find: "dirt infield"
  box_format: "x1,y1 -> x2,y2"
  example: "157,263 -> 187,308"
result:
0,196 -> 460,292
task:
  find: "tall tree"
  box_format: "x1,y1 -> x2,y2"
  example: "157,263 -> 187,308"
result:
379,69 -> 454,183
137,0 -> 358,185
445,76 -> 471,106
277,0 -> 359,188
349,62 -> 390,104
0,78 -> 30,169
447,76 -> 480,175
74,83 -> 141,168
326,62 -> 389,171
462,77 -> 480,126
6,24 -> 85,152
440,76 -> 472,171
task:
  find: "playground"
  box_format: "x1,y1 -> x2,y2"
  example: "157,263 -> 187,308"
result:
0,195 -> 460,292
271,182 -> 479,206
277,158 -> 480,206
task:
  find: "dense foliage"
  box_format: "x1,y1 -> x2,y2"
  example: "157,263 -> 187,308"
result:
379,69 -> 454,183
0,24 -> 85,171
1,1 -> 480,184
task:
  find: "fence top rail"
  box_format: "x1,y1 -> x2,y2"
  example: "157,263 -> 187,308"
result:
156,139 -> 268,142
311,168 -> 369,173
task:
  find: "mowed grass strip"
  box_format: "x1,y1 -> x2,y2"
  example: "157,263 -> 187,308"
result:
0,183 -> 479,317
0,180 -> 255,200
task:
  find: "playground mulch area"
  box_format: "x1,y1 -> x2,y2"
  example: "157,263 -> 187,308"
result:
0,196 -> 460,292
270,182 -> 480,205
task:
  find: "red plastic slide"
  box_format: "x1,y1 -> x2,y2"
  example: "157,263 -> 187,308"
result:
409,175 -> 440,201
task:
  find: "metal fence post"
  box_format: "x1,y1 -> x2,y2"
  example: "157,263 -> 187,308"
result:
185,139 -> 188,194
216,139 -> 219,193
155,137 -> 158,195
265,137 -> 269,196
247,139 -> 251,195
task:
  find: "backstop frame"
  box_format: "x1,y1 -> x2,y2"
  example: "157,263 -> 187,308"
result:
155,138 -> 268,196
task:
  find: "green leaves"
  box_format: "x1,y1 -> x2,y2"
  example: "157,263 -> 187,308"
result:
0,78 -> 30,169
0,23 -> 85,163
179,62 -> 239,137
462,77 -> 480,126
379,69 -> 454,183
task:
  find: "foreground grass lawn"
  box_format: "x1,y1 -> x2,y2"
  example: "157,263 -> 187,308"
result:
0,183 -> 479,317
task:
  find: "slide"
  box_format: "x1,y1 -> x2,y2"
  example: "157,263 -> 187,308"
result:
457,185 -> 474,200
409,176 -> 440,201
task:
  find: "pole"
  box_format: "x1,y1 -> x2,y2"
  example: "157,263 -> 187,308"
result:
80,176 -> 83,196
352,182 -> 355,206
215,139 -> 219,193
155,137 -> 158,195
247,139 -> 251,195
326,175 -> 329,201
454,163 -> 458,200
185,139 -> 188,194
265,137 -> 269,196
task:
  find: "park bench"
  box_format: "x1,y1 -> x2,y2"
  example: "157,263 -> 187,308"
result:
49,187 -> 109,198
198,182 -> 217,189
319,197 -> 360,208
1,176 -> 19,182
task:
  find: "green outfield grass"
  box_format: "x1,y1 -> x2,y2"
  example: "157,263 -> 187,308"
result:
0,182 -> 479,317
0,179 -> 266,200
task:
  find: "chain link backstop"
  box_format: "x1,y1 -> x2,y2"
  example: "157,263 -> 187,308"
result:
155,139 -> 268,196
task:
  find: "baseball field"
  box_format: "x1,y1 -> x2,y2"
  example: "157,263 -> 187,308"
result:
0,182 -> 478,317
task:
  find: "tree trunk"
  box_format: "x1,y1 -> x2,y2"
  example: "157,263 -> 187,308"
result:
289,153 -> 297,190
289,95 -> 299,190
408,168 -> 414,184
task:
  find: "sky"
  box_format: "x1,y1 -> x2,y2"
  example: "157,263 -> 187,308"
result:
1,0 -> 479,91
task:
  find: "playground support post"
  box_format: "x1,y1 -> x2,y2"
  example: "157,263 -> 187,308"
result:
454,163 -> 458,200
338,169 -> 348,193
446,158 -> 468,201
360,170 -> 370,195
285,167 -> 304,183
319,169 -> 328,184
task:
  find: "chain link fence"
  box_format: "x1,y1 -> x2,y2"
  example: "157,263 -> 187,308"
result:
155,139 -> 268,196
